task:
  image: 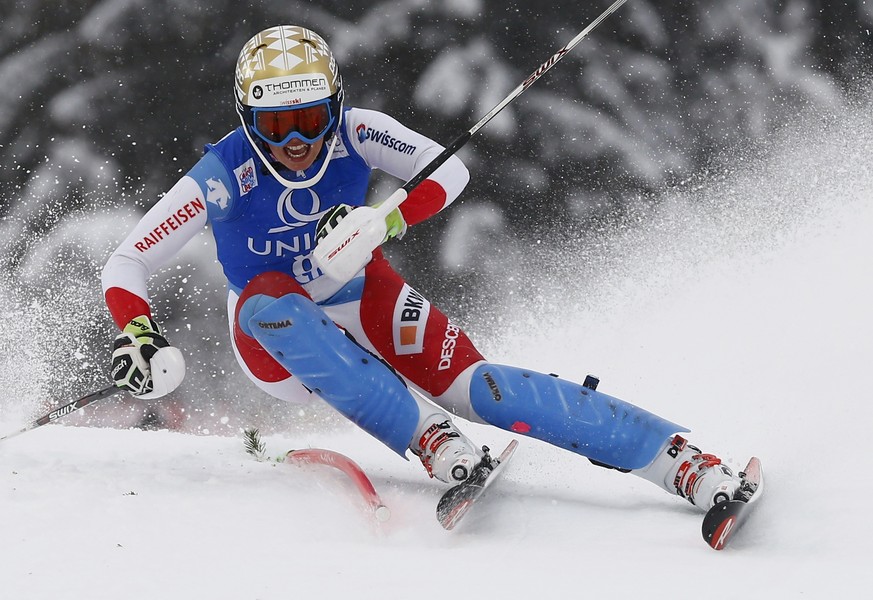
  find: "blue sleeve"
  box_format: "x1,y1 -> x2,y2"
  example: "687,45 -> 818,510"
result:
188,149 -> 238,223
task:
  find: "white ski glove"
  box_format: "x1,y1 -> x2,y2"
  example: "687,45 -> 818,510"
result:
315,203 -> 406,245
111,315 -> 186,399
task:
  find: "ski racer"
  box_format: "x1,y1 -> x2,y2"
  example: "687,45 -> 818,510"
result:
103,25 -> 745,512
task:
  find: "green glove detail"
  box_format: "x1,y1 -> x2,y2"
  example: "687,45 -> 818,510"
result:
111,315 -> 185,399
384,206 -> 407,241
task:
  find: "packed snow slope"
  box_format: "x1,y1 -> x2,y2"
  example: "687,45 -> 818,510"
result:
3,102 -> 873,599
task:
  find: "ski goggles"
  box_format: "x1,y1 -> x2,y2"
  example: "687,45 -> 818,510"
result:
250,99 -> 335,146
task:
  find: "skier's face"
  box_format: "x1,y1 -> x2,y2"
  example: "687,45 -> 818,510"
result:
268,136 -> 325,172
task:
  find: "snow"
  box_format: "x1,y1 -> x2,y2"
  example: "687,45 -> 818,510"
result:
4,104 -> 873,599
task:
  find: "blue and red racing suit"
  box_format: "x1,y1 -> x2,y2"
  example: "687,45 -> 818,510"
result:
102,106 -> 487,412
103,106 -> 685,473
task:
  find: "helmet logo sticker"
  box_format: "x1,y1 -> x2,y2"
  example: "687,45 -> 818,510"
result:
250,74 -> 330,106
268,188 -> 329,233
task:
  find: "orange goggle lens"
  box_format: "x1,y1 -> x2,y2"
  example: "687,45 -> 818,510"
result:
253,103 -> 332,145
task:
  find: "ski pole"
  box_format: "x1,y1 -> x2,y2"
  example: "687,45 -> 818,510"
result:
0,384 -> 125,443
314,0 -> 629,281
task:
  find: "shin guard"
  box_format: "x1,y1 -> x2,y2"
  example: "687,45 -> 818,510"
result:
470,364 -> 688,470
248,293 -> 418,456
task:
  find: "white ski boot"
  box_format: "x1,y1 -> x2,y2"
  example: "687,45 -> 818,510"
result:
413,414 -> 481,484
636,435 -> 742,510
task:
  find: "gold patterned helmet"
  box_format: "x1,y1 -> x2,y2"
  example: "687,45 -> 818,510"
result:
234,26 -> 344,183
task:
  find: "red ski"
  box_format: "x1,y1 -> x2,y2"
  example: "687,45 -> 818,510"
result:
286,448 -> 391,523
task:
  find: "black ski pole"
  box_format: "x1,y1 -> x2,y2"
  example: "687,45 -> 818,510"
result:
0,384 -> 125,442
314,0 -> 629,279
403,0 -> 630,193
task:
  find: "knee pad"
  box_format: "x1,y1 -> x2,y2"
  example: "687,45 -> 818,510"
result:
469,364 -> 688,470
247,291 -> 419,456
233,272 -> 312,383
236,272 -> 310,338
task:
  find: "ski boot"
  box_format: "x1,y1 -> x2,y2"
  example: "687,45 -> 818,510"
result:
413,414 -> 482,484
637,435 -> 743,510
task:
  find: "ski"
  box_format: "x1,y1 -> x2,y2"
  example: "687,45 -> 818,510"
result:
436,439 -> 518,530
286,448 -> 391,523
701,456 -> 764,550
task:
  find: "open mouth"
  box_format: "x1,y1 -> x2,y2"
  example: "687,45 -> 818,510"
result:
283,142 -> 310,160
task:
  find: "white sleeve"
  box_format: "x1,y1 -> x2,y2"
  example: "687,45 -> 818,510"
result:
101,175 -> 208,303
344,107 -> 469,209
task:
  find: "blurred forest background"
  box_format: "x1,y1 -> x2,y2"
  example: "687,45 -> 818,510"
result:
1,0 -> 871,431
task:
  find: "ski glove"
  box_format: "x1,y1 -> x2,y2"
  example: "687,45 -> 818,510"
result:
111,315 -> 186,399
315,203 -> 407,245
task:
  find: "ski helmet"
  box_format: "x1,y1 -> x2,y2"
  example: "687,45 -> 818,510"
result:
234,25 -> 344,188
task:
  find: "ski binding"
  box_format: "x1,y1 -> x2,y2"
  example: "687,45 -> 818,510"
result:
436,439 -> 518,530
701,456 -> 764,550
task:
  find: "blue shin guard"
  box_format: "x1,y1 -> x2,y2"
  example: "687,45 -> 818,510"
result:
470,364 -> 688,470
247,293 -> 418,456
